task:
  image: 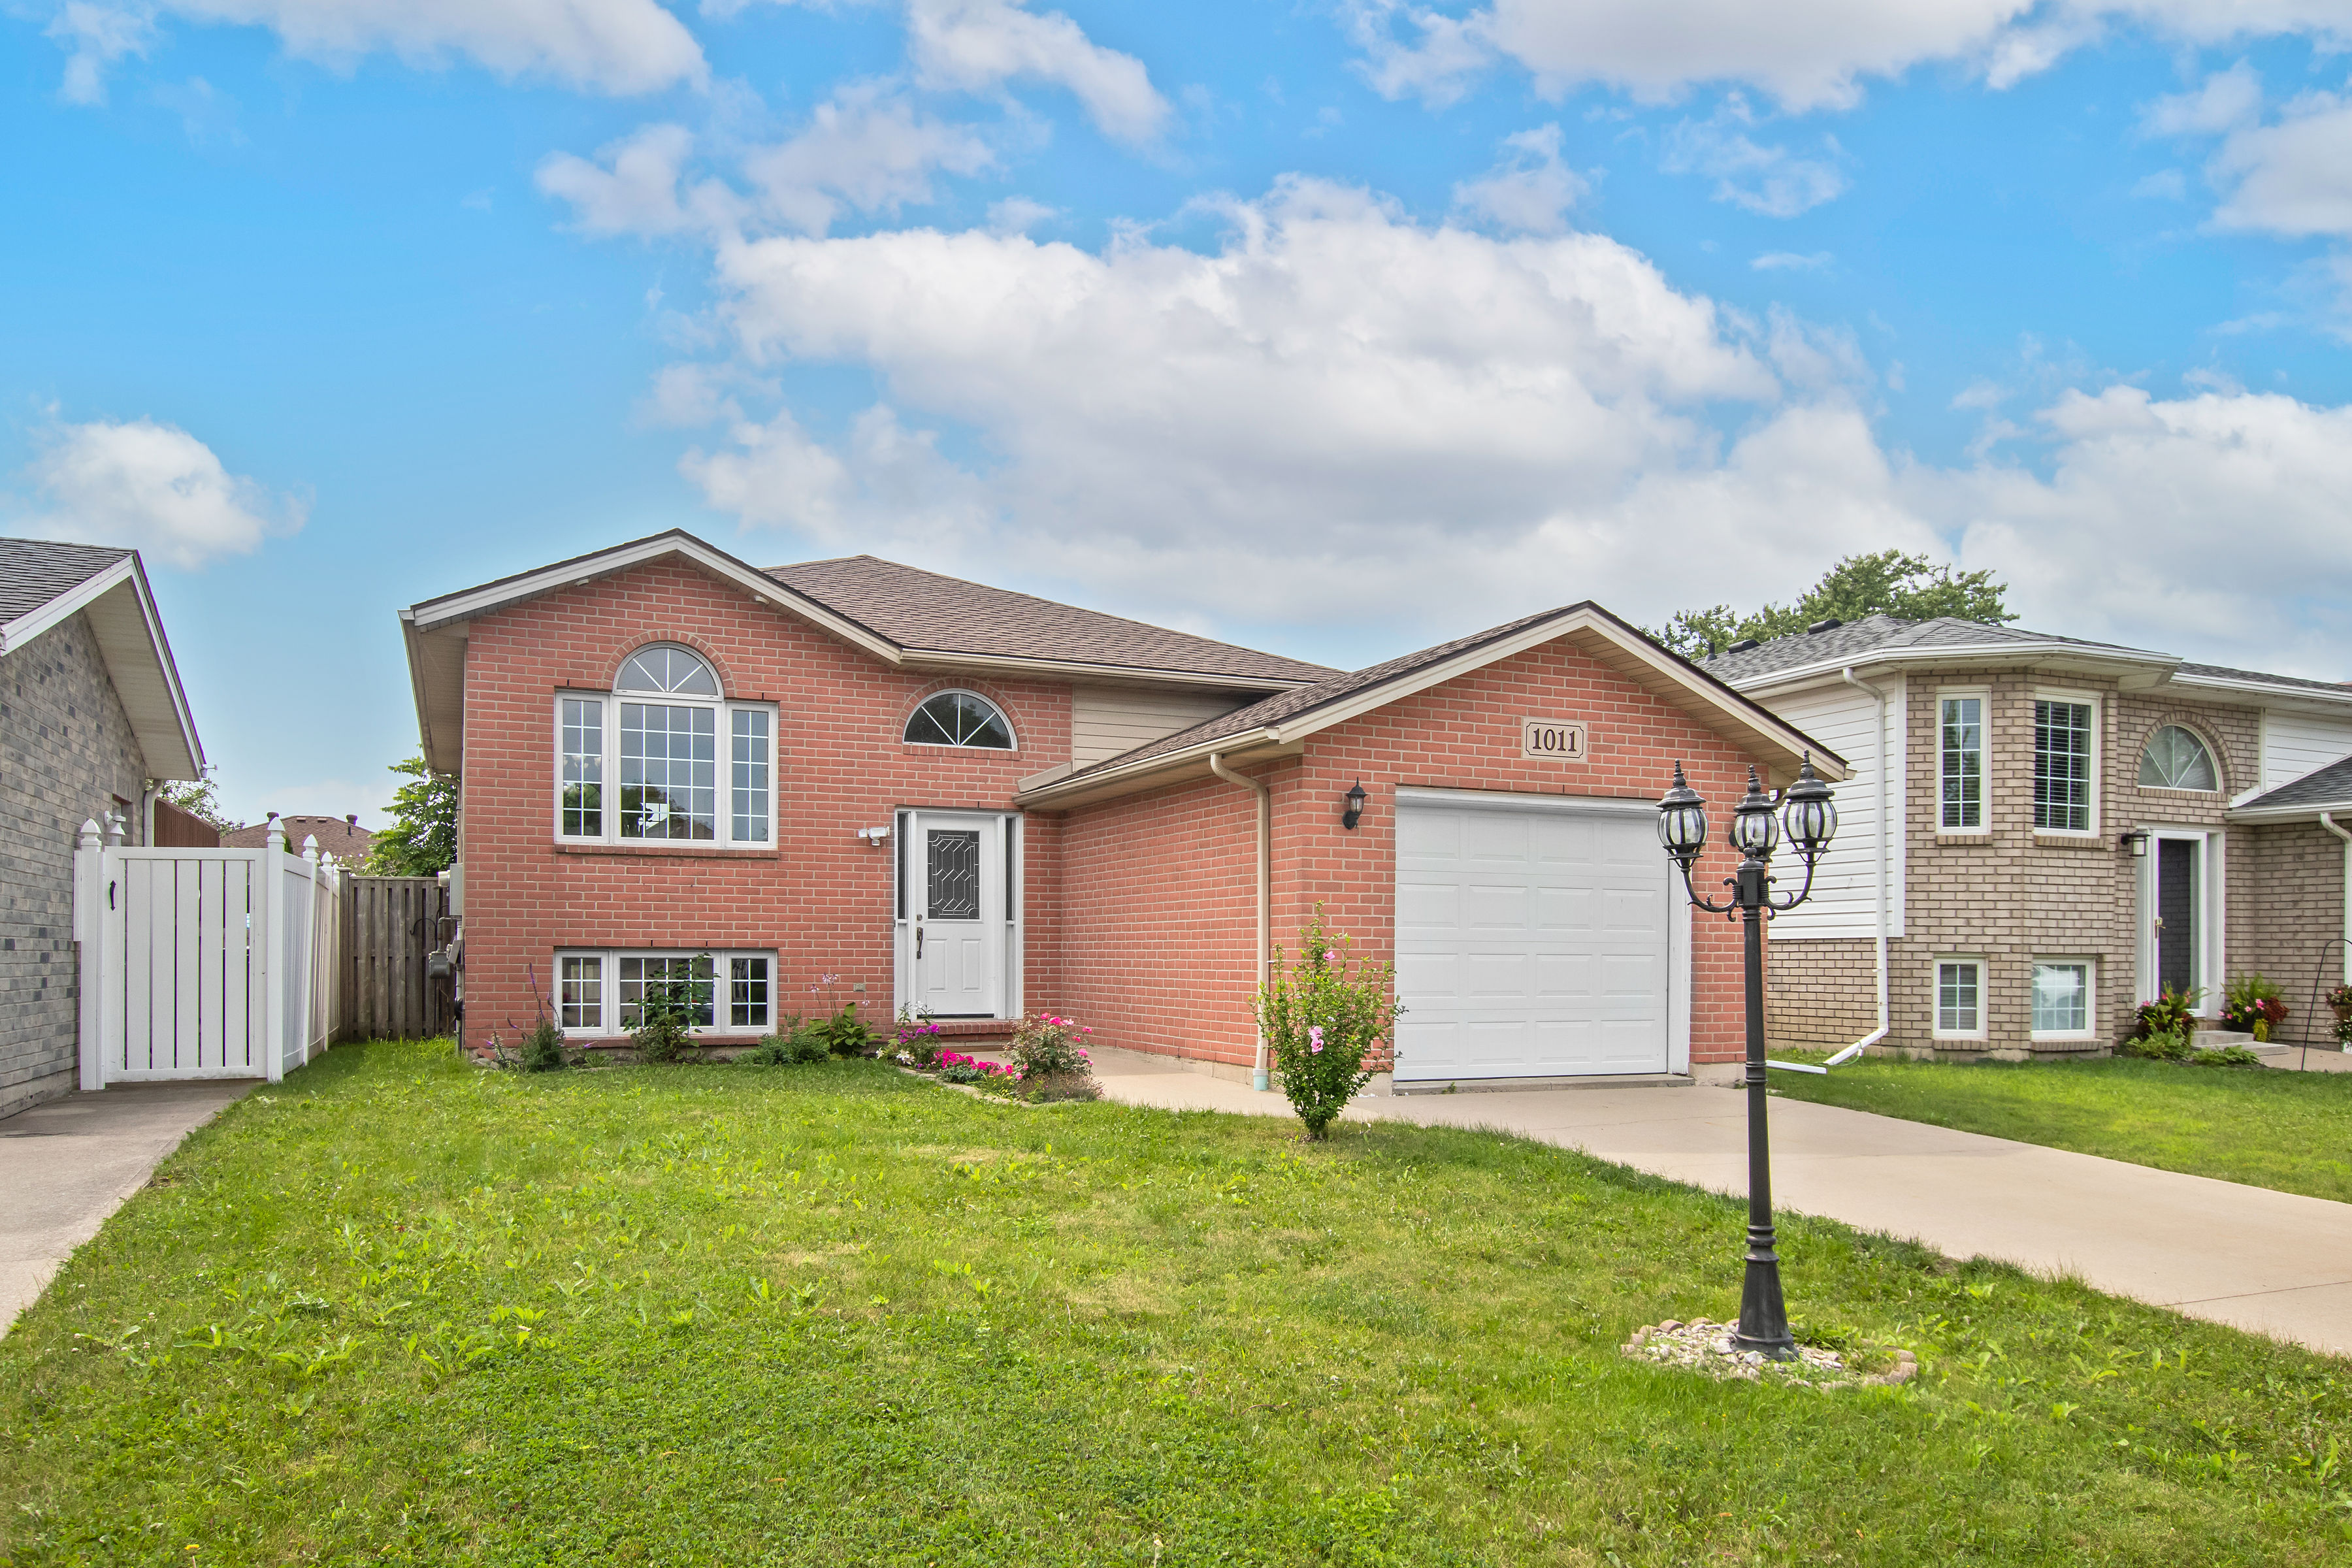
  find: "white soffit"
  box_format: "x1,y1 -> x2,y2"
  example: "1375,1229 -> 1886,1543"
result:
0,555 -> 203,780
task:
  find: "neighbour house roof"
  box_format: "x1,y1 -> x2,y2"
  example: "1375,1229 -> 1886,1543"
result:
400,529 -> 1333,776
1016,602 -> 1847,811
221,814 -> 374,862
2230,755 -> 2352,821
0,537 -> 203,780
1702,613 -> 2352,713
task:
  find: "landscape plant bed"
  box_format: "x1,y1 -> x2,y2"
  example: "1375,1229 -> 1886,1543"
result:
1766,1053 -> 2352,1203
2,1042 -> 2347,1565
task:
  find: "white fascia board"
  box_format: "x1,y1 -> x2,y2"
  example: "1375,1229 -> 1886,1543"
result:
406,534 -> 902,664
3,557 -> 204,777
402,615 -> 453,777
2167,671 -> 2352,713
1265,610 -> 1848,780
900,649 -> 1314,693
0,554 -> 137,654
1731,642 -> 2178,698
2229,802 -> 2352,824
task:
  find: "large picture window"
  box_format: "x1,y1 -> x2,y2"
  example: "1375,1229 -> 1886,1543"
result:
553,949 -> 774,1036
556,644 -> 774,845
2033,698 -> 2096,833
1939,694 -> 1984,830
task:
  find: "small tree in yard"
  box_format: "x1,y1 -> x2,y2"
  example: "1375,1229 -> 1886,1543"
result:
365,755 -> 457,876
1252,907 -> 1401,1139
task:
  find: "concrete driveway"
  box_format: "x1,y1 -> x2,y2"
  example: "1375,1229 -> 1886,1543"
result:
1089,1050 -> 2352,1360
0,1081 -> 254,1335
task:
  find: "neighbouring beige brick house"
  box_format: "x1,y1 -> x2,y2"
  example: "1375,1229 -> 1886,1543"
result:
1703,615 -> 2352,1059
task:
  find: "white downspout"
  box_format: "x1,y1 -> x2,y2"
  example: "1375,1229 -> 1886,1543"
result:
1209,752 -> 1274,1092
2321,812 -> 2352,990
1826,667 -> 1891,1066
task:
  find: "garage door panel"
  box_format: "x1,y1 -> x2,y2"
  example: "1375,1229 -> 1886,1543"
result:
1394,800 -> 1673,1083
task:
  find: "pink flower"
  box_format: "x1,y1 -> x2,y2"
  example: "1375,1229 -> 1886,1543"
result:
1309,1025 -> 1324,1054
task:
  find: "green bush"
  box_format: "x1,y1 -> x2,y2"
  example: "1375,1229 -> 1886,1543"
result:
2128,985 -> 2202,1042
2219,973 -> 2288,1041
631,970 -> 706,1064
518,1017 -> 568,1073
2191,1044 -> 2265,1068
2119,1029 -> 2195,1062
1252,906 -> 1401,1140
813,1003 -> 874,1058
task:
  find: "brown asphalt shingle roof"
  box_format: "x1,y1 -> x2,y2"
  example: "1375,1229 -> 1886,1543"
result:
0,538 -> 131,626
766,556 -> 1335,687
221,815 -> 375,858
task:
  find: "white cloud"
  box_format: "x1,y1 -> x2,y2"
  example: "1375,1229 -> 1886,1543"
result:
2211,91 -> 2352,238
742,84 -> 994,235
1451,123 -> 1587,235
906,0 -> 1168,144
2140,59 -> 2262,137
46,3 -> 155,105
1662,101 -> 1848,217
1752,250 -> 1832,270
1347,0 -> 2352,113
986,195 -> 1058,234
18,417 -> 305,569
536,123 -> 723,237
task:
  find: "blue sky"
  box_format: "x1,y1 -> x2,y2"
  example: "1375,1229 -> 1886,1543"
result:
5,0 -> 2351,826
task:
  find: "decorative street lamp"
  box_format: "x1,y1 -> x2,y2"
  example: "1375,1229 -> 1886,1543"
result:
1656,754 -> 1838,1358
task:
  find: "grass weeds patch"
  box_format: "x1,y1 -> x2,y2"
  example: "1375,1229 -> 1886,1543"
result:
2,1041 -> 2348,1565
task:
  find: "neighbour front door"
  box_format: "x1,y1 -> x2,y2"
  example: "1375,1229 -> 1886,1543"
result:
2157,838 -> 2198,1000
902,812 -> 1006,1018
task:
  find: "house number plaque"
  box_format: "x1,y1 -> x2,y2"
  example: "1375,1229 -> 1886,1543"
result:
1522,718 -> 1588,761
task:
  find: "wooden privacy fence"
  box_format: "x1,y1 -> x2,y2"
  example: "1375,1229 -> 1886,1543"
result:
74,817 -> 345,1086
338,876 -> 449,1041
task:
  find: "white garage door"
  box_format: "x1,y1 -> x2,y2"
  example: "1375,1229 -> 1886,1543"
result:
1394,791 -> 1682,1083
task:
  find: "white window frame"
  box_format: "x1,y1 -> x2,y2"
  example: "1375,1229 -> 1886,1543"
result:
2031,687 -> 2101,838
2135,724 -> 2221,794
552,668 -> 777,847
551,949 -> 779,1036
2029,956 -> 2097,1041
900,688 -> 1020,753
1936,687 -> 1989,835
1932,956 -> 1987,1041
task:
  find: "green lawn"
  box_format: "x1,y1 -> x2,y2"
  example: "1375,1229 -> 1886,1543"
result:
4,1043 -> 2349,1566
1767,1054 -> 2352,1204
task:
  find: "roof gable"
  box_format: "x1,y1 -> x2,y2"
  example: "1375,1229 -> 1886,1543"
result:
0,538 -> 203,780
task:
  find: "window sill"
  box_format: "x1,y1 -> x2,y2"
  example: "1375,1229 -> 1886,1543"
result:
553,841 -> 781,858
2031,832 -> 2105,849
1934,831 -> 1991,845
2029,1032 -> 2097,1044
1931,1032 -> 1987,1043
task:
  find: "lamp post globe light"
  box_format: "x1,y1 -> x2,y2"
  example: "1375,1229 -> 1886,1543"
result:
1656,754 -> 1838,1358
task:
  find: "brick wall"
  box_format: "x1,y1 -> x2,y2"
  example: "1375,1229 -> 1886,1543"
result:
1764,666 -> 2270,1058
2244,821 -> 2348,1014
456,561 -> 1075,1050
1056,634 -> 1769,1070
1,612 -> 148,1118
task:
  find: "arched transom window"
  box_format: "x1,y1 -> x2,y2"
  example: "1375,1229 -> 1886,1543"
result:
2138,725 -> 2218,792
558,644 -> 774,845
904,691 -> 1014,749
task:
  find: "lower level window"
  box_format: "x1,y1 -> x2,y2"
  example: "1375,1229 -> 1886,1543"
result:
1935,960 -> 1983,1037
2031,960 -> 2093,1037
553,949 -> 774,1035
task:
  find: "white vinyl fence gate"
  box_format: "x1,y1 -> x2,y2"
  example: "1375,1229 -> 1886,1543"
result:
73,817 -> 346,1087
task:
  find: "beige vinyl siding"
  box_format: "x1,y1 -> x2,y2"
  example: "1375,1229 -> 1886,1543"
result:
1070,685 -> 1250,768
1756,675 -> 1906,941
2261,711 -> 2352,793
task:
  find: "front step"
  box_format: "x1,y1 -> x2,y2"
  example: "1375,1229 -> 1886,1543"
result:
2195,1030 -> 2289,1058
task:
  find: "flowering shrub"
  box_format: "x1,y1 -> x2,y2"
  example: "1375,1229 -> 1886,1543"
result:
1252,906 -> 1399,1139
936,1050 -> 1013,1087
896,1006 -> 946,1068
1004,1013 -> 1100,1102
2128,985 -> 2203,1042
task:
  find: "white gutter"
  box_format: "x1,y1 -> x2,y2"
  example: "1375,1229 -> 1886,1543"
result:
2323,812 -> 2352,989
1209,752 -> 1274,1092
1825,666 -> 1891,1067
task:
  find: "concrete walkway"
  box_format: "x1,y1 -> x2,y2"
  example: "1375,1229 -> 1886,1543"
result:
1088,1050 -> 2352,1360
0,1081 -> 254,1335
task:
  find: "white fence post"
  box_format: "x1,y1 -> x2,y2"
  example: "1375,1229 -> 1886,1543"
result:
261,819 -> 286,1084
298,836 -> 321,1068
74,820 -> 105,1092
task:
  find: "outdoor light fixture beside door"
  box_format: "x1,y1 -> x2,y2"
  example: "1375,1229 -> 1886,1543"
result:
1656,755 -> 1838,1360
2120,828 -> 2149,857
1341,779 -> 1367,830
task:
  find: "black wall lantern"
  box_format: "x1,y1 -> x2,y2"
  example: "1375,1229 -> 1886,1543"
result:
2120,828 -> 2149,857
1341,779 -> 1367,830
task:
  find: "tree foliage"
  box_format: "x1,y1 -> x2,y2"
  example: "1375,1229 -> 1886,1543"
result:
150,766 -> 238,832
1252,907 -> 1401,1139
1650,550 -> 2017,661
363,755 -> 457,876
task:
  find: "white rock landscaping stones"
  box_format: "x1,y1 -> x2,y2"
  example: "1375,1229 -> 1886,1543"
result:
1621,1318 -> 1918,1388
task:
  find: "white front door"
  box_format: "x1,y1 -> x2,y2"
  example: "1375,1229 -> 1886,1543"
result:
1393,790 -> 1686,1083
900,812 -> 1008,1018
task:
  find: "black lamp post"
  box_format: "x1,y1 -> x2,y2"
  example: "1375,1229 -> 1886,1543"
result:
1656,754 -> 1838,1358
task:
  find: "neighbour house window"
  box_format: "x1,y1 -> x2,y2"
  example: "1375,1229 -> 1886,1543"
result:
1939,695 -> 1984,830
904,691 -> 1015,749
2138,726 -> 2218,792
555,644 -> 775,845
553,949 -> 774,1034
2033,699 -> 2097,832
2031,960 -> 2093,1037
1935,960 -> 1984,1037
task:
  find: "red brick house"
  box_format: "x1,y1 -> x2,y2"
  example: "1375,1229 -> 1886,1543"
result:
400,531 -> 1841,1086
